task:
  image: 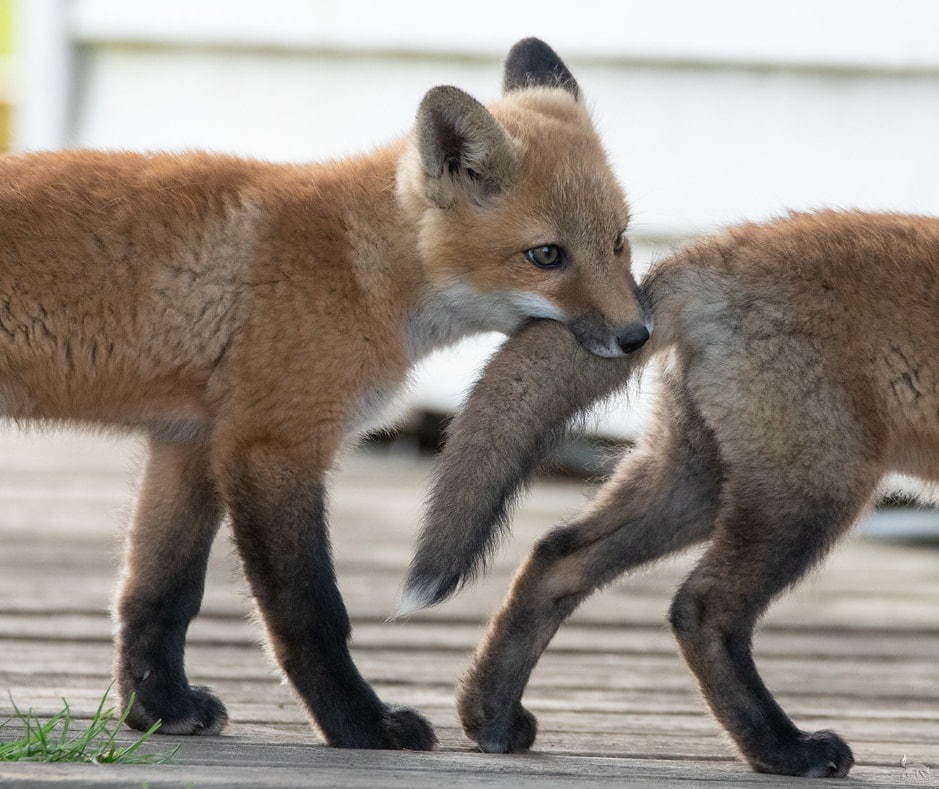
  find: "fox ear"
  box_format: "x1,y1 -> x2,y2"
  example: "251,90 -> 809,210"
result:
416,85 -> 517,208
503,37 -> 579,98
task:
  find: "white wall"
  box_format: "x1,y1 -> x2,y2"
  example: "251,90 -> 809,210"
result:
14,0 -> 939,437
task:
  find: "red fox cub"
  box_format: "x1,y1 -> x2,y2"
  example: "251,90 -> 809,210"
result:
0,39 -> 644,749
404,210 -> 939,775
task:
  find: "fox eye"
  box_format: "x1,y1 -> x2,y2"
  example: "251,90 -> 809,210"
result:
613,230 -> 627,255
525,244 -> 565,269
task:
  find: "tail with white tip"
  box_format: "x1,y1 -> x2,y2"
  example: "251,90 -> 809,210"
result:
399,319 -> 647,614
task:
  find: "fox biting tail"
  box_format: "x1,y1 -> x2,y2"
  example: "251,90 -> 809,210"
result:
397,319 -> 650,616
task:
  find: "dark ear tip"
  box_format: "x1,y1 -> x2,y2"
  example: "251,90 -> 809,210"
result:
419,85 -> 464,108
507,37 -> 555,61
503,38 -> 579,98
418,85 -> 482,118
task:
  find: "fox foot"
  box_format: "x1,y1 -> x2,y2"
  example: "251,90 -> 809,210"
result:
123,682 -> 228,736
748,729 -> 854,778
459,692 -> 537,754
370,705 -> 438,751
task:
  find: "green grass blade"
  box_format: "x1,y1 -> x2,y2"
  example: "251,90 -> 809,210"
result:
0,688 -> 178,765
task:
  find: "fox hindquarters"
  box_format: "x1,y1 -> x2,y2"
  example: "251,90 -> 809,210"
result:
407,211 -> 939,776
2,37 -> 639,749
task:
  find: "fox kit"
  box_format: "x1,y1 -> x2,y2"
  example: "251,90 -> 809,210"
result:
404,210 -> 939,775
0,39 -> 644,749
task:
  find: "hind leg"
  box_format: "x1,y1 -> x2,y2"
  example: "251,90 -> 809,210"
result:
667,333 -> 886,776
114,437 -> 227,735
669,463 -> 879,777
459,383 -> 723,752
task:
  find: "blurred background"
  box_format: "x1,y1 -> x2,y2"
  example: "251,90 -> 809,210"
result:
4,0 -> 939,477
0,6 -> 937,776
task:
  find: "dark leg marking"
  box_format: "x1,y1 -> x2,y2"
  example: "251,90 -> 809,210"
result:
669,489 -> 874,778
115,439 -> 227,735
225,463 -> 436,750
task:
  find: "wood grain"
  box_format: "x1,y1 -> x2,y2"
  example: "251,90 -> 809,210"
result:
1,429 -> 937,786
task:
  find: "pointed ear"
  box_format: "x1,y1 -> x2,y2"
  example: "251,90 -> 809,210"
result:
503,37 -> 579,98
416,85 -> 518,208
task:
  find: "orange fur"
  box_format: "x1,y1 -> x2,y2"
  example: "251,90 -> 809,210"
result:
0,39 -> 640,748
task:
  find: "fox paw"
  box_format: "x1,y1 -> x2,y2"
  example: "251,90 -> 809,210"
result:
124,684 -> 228,736
478,705 -> 537,753
460,693 -> 537,754
378,705 -> 437,750
750,729 -> 854,778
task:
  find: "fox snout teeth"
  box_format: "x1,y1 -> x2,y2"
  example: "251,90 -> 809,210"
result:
616,323 -> 650,354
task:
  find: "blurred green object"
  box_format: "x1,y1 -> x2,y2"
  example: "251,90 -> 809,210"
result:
0,0 -> 11,150
0,0 -> 11,56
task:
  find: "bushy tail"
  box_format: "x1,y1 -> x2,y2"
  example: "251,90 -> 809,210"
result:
397,319 -> 648,615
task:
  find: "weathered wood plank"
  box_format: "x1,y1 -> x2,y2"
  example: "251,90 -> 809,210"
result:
2,551 -> 939,635
4,679 -> 939,758
8,610 -> 939,662
3,755 -> 932,789
3,634 -> 939,706
2,429 -> 939,786
0,723 -> 935,788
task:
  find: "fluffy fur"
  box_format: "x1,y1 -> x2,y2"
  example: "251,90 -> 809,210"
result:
405,210 -> 939,776
0,38 -> 640,749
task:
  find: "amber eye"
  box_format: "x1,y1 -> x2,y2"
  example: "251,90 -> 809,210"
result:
613,230 -> 627,255
525,244 -> 565,269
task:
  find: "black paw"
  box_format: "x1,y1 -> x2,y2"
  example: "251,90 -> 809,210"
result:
473,704 -> 538,754
124,684 -> 229,736
380,705 -> 437,750
750,730 -> 854,778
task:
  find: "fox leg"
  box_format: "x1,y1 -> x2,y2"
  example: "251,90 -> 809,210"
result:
669,469 -> 877,778
663,335 -> 885,777
215,434 -> 436,750
115,437 -> 227,735
459,384 -> 722,753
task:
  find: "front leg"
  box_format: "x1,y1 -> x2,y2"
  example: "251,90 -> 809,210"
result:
115,437 -> 227,735
218,440 -> 436,750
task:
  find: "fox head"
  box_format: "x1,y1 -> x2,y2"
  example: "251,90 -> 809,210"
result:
397,37 -> 648,357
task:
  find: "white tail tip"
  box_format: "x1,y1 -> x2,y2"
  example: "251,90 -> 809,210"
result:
390,583 -> 438,620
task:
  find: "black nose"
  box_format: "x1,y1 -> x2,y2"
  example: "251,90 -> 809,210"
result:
616,323 -> 650,354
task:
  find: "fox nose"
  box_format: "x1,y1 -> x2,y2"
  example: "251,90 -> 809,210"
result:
616,323 -> 650,354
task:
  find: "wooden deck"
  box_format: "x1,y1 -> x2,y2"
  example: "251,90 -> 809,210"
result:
1,429 -> 938,787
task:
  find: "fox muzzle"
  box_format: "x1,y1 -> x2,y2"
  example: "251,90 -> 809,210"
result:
568,316 -> 650,358
616,323 -> 650,354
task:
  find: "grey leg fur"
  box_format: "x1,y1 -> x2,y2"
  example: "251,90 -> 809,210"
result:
459,385 -> 722,753
669,476 -> 877,777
